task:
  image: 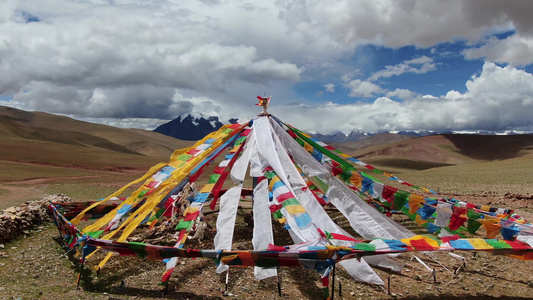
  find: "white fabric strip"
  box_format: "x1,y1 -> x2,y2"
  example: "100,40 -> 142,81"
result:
318,173 -> 414,239
435,201 -> 453,228
269,118 -> 329,177
253,117 -> 292,188
270,117 -> 403,281
252,179 -> 277,280
339,260 -> 384,285
230,128 -> 256,184
296,187 -> 384,285
214,184 -> 242,273
254,117 -> 321,242
249,141 -> 269,177
372,182 -> 385,200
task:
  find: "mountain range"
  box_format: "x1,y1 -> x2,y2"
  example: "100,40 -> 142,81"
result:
153,114 -> 223,141
153,114 -> 529,144
2,106 -> 533,172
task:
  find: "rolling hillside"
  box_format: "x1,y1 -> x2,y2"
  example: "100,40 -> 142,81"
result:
335,133 -> 533,168
334,133 -> 533,195
0,106 -> 195,206
0,106 -> 194,167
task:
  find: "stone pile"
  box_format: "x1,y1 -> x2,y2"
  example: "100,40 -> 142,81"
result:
0,193 -> 72,243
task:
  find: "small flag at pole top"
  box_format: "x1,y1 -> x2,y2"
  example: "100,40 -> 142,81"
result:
256,96 -> 271,114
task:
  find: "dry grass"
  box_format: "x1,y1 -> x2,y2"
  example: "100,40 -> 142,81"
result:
0,161 -> 107,181
395,157 -> 533,195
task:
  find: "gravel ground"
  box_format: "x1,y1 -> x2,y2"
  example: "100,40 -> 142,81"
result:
1,191 -> 533,300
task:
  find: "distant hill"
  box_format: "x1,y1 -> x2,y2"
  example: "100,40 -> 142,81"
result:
153,114 -> 223,141
333,133 -> 533,171
331,132 -> 415,153
0,106 -> 194,169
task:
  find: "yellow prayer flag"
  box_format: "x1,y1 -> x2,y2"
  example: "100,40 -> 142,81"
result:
415,215 -> 428,226
480,205 -> 491,212
200,183 -> 215,193
304,143 -> 314,153
285,205 -> 307,214
349,174 -> 362,188
269,176 -> 281,190
184,206 -> 199,214
468,239 -> 494,250
408,194 -> 426,215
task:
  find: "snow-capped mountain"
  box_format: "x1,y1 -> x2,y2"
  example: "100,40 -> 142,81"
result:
307,129 -> 528,144
153,114 -> 223,141
313,129 -> 372,143
154,113 -> 531,142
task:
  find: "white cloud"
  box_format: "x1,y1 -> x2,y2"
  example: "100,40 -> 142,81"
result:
463,35 -> 533,66
273,62 -> 533,133
0,1 -> 303,119
445,90 -> 463,100
345,79 -> 383,98
278,0 -> 533,48
1,0 -> 533,134
369,56 -> 436,81
386,88 -> 416,100
324,83 -> 335,93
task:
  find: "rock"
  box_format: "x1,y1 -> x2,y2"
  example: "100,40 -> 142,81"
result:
4,207 -> 17,214
0,194 -> 59,243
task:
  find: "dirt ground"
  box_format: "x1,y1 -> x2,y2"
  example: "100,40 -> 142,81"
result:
1,186 -> 533,300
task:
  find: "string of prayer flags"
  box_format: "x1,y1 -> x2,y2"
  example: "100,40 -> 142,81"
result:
275,117 -> 533,241
50,109 -> 533,294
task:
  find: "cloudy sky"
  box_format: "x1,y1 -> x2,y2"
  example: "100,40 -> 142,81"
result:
2,0 -> 533,134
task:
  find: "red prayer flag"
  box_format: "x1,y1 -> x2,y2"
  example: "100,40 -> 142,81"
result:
441,234 -> 460,244
382,185 -> 398,204
448,213 -> 467,231
184,211 -> 200,221
267,244 -> 288,252
410,239 -> 437,251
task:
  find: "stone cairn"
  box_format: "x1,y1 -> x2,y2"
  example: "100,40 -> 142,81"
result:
0,194 -> 72,244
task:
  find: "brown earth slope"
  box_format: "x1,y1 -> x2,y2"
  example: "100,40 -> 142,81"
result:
0,105 -> 194,159
335,134 -> 533,171
0,106 -> 194,207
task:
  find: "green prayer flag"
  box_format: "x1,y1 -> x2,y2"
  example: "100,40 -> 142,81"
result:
281,197 -> 299,207
177,154 -> 192,161
485,239 -> 513,249
209,174 -> 221,183
176,219 -> 192,231
354,243 -> 376,252
392,190 -> 410,210
221,128 -> 233,134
